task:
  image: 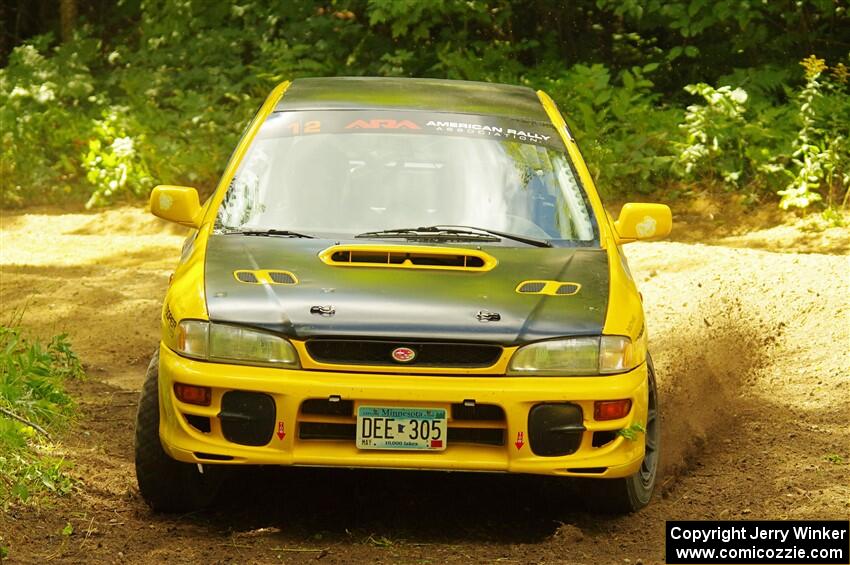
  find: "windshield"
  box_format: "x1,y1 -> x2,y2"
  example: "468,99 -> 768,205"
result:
215,110 -> 597,245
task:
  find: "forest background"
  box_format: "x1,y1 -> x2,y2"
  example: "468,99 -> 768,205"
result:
2,0 -> 848,218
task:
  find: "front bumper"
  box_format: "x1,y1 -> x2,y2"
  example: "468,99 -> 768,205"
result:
156,344 -> 648,478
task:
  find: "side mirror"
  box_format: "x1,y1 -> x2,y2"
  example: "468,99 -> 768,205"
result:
150,185 -> 203,228
613,203 -> 672,243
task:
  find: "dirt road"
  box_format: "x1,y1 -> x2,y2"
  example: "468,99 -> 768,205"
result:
1,206 -> 848,564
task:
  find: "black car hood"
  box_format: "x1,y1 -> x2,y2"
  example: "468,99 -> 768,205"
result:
204,236 -> 609,345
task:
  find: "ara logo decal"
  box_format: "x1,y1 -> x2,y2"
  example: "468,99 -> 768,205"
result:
391,347 -> 416,363
345,119 -> 421,130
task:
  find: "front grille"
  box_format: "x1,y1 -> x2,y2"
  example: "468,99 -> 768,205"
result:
301,398 -> 354,417
296,400 -> 506,447
305,340 -> 502,367
448,428 -> 504,446
299,422 -> 355,440
451,403 -> 505,421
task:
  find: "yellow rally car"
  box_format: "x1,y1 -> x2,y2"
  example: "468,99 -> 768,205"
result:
135,77 -> 672,513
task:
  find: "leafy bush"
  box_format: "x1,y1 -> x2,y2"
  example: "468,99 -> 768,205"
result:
675,83 -> 749,183
0,34 -> 103,206
82,108 -> 153,208
665,55 -> 850,210
1,1 -> 848,212
534,62 -> 680,196
778,56 -> 850,210
0,326 -> 83,506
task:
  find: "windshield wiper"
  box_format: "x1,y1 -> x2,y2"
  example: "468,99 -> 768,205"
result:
356,225 -> 551,248
218,228 -> 315,239
355,226 -> 499,243
435,225 -> 552,248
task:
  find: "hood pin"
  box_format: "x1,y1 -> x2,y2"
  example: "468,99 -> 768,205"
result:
476,310 -> 501,322
310,305 -> 336,317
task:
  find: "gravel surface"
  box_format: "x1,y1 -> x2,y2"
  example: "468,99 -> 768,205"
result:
1,206 -> 848,564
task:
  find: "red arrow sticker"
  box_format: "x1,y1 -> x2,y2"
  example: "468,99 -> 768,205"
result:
515,431 -> 525,450
276,421 -> 286,440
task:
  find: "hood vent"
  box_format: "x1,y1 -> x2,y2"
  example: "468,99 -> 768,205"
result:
319,244 -> 497,272
516,280 -> 581,296
235,271 -> 258,284
234,270 -> 298,285
518,281 -> 545,293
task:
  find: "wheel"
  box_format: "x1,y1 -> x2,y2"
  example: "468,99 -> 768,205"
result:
585,354 -> 660,513
134,350 -> 225,512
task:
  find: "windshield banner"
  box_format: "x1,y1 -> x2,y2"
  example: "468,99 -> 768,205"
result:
258,110 -> 566,149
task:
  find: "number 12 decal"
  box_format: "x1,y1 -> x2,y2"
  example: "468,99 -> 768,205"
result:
287,120 -> 321,135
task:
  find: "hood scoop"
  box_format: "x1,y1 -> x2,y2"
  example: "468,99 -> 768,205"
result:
318,244 -> 497,272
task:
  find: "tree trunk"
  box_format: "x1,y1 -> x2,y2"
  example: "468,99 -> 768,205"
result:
60,0 -> 76,42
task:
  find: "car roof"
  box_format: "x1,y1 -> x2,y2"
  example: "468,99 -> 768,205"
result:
276,77 -> 552,123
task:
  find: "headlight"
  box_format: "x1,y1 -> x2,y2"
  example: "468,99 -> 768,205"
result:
507,335 -> 644,376
598,335 -> 643,374
173,320 -> 299,367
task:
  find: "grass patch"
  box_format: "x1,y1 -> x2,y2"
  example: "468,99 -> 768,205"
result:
0,325 -> 83,507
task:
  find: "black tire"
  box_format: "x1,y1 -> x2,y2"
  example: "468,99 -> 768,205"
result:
134,351 -> 225,512
584,354 -> 661,514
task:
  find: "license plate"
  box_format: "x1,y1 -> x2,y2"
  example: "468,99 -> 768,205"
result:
356,406 -> 447,451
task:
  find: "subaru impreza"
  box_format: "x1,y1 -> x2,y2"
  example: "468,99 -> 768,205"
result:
134,77 -> 672,513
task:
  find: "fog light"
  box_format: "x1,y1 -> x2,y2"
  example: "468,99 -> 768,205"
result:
594,399 -> 631,421
174,383 -> 212,406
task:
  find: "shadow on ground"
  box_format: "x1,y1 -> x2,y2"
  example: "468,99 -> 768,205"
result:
184,466 -> 608,545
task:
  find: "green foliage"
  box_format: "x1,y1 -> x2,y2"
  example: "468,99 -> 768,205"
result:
617,422 -> 646,441
778,56 -> 850,210
82,109 -> 153,208
665,54 -> 850,207
595,0 -> 843,91
1,0 -> 848,211
675,83 -> 749,183
0,326 -> 83,506
0,34 -> 103,206
535,62 -> 679,195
